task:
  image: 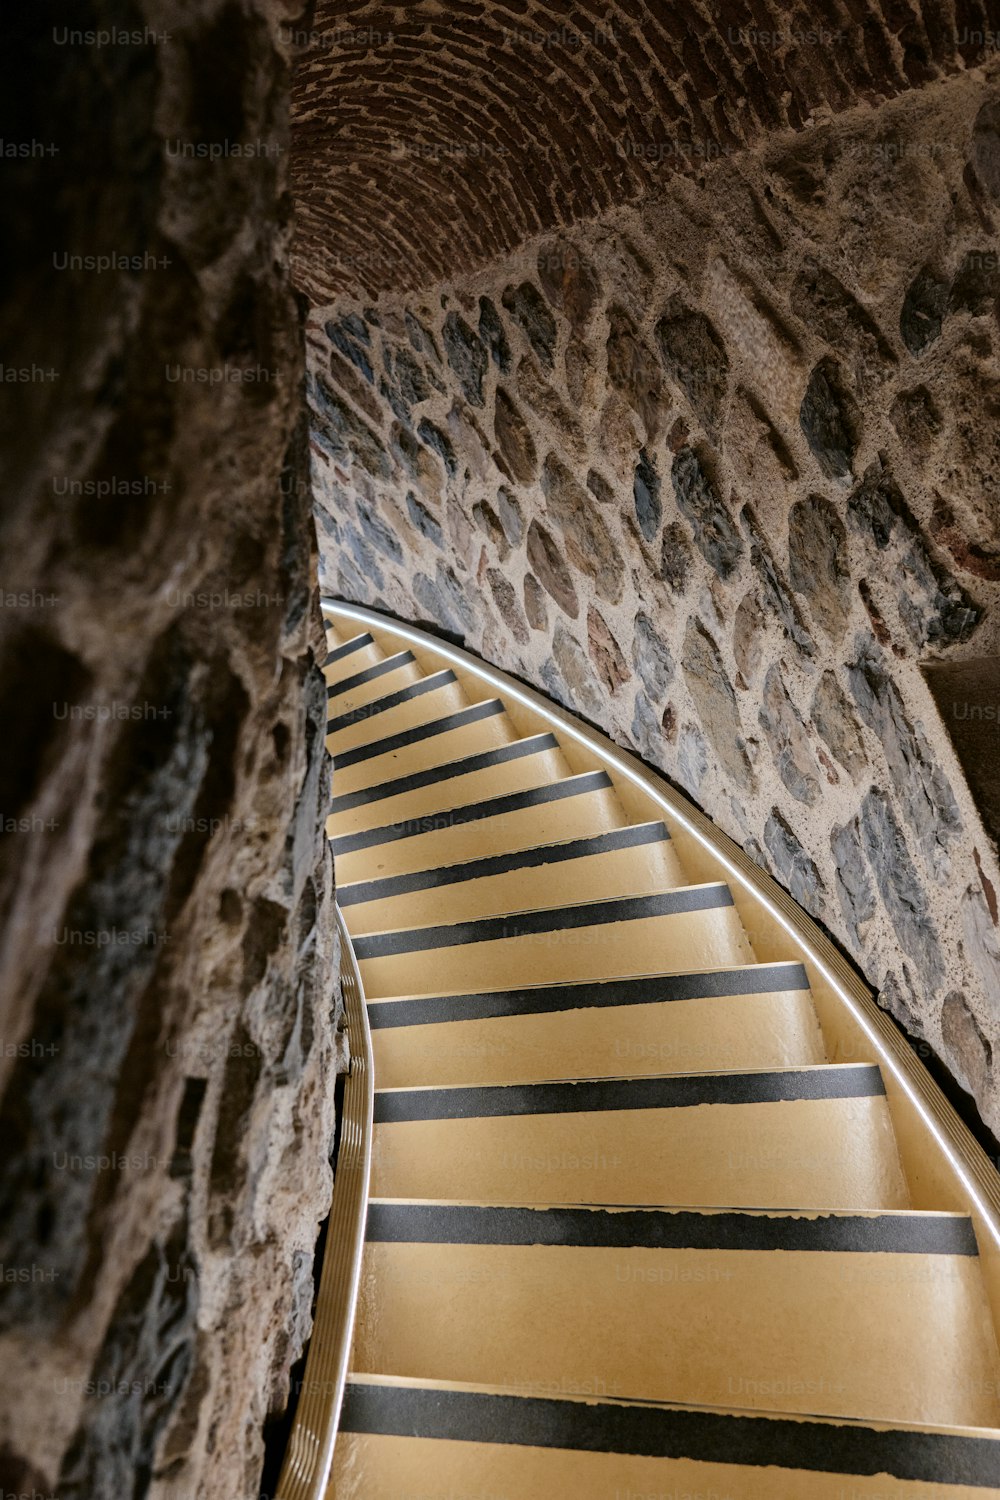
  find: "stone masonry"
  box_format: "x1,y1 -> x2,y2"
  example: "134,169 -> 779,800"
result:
0,4 -> 340,1497
308,67 -> 1000,1135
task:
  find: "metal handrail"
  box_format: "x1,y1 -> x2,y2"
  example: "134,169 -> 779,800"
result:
275,906 -> 373,1500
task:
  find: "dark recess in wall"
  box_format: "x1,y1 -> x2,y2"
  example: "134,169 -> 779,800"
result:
923,657 -> 1000,850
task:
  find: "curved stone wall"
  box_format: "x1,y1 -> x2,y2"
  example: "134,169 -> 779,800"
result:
292,0 -> 1000,302
309,67 -> 1000,1135
0,4 -> 338,1496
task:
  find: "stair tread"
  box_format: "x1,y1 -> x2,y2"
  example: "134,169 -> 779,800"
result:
326,652 -> 423,717
342,828 -> 686,934
335,1375 -> 1000,1498
327,668 -> 461,736
328,682 -> 471,764
355,1215 -> 1000,1426
327,737 -> 570,841
323,629 -> 375,668
331,769 -> 616,855
330,731 -> 562,813
332,772 -> 626,885
364,960 -> 812,1018
326,647 -> 415,700
354,882 -> 736,952
356,880 -> 754,997
340,821 -> 674,906
371,1068 -> 909,1211
332,698 -> 510,773
368,961 -> 827,1087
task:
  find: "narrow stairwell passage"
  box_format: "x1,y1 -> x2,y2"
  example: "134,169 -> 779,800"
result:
314,604 -> 1000,1499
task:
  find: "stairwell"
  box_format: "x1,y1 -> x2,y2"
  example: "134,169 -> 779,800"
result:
313,603 -> 1000,1499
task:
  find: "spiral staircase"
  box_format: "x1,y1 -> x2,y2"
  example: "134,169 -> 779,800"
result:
276,599 -> 1000,1500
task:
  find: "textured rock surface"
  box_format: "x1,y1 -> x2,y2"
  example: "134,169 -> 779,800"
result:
788,497 -> 851,642
759,664 -> 822,806
307,68 -> 1000,1134
0,5 -> 338,1497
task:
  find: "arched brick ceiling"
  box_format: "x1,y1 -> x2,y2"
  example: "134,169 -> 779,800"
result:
291,0 -> 994,303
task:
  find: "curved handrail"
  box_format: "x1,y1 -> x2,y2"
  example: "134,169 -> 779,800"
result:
320,598 -> 1000,1273
275,905 -> 373,1500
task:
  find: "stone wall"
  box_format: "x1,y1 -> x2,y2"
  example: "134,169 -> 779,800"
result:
309,67 -> 1000,1134
0,3 -> 339,1497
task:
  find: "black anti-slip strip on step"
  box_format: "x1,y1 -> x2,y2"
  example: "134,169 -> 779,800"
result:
366,1202 -> 979,1256
339,1382 -> 1000,1488
330,771 -> 612,855
327,669 -> 457,734
340,823 -> 671,908
329,733 -> 559,814
366,962 -> 810,1029
373,1064 -> 885,1123
333,699 -> 506,771
324,631 -> 373,667
354,885 -> 733,960
326,650 -> 414,699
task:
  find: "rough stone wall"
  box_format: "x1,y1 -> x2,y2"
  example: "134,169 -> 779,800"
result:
291,0 -> 1000,303
309,68 -> 1000,1133
0,4 -> 339,1498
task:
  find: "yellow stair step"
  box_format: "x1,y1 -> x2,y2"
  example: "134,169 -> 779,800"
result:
326,670 -> 469,756
369,1064 -> 909,1210
353,886 -> 753,997
353,1203 -> 1000,1428
326,650 -> 424,716
327,733 -> 571,840
334,1376 -> 1000,1499
331,770 -> 626,885
322,630 -> 385,681
365,961 -> 827,1088
340,821 -> 686,935
331,698 -> 516,796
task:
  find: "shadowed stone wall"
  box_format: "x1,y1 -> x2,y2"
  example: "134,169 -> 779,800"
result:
309,67 -> 1000,1134
0,3 -> 339,1496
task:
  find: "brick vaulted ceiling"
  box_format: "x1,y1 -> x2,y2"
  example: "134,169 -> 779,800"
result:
290,0 -> 999,304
